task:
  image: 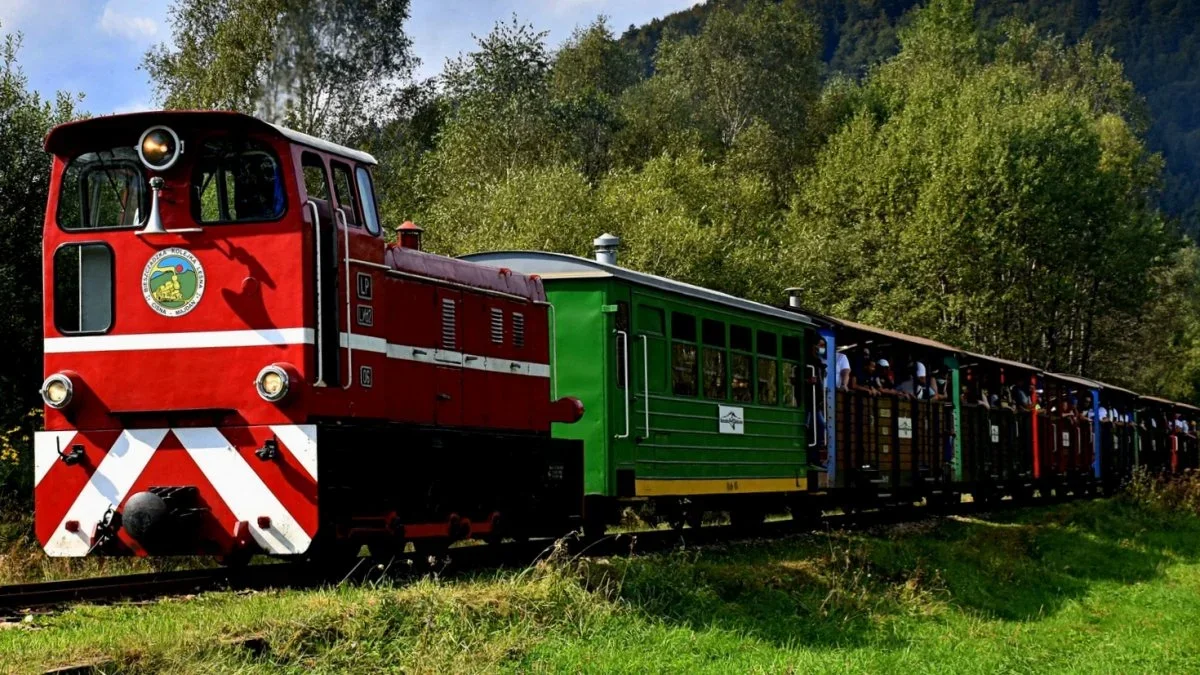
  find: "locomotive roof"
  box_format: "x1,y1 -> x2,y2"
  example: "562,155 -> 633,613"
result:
44,110 -> 377,165
459,251 -> 817,328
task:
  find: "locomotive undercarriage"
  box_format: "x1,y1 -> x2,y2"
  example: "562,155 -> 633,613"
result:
314,422 -> 583,559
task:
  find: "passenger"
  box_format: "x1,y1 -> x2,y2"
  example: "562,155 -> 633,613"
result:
895,361 -> 928,399
850,349 -> 876,395
835,349 -> 851,391
869,358 -> 904,397
1012,382 -> 1032,410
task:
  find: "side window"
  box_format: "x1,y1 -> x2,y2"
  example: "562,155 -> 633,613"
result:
757,331 -> 778,405
637,305 -> 665,334
701,319 -> 726,401
637,304 -> 668,394
731,325 -> 753,403
54,244 -> 113,334
355,166 -> 382,236
331,162 -> 360,226
781,335 -> 801,408
302,153 -> 330,201
671,311 -> 697,397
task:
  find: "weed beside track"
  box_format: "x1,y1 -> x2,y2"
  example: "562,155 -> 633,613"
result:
4,475 -> 1200,674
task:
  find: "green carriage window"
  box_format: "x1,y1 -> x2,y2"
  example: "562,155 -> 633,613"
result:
781,335 -> 801,361
757,331 -> 777,356
783,363 -> 799,407
701,319 -> 726,400
732,353 -> 753,402
781,335 -> 801,407
671,311 -> 698,396
673,344 -> 698,396
731,325 -> 752,352
671,312 -> 696,341
759,359 -> 778,405
637,305 -> 665,334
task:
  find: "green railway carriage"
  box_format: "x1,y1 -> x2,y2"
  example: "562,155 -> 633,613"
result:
461,248 -> 820,527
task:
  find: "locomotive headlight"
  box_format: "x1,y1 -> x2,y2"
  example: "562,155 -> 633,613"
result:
255,365 -> 290,403
40,373 -> 74,409
137,126 -> 182,171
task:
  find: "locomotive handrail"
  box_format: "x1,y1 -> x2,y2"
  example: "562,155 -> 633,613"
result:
307,200 -> 326,387
806,365 -> 818,448
336,209 -> 353,390
616,330 -> 630,439
641,334 -> 650,437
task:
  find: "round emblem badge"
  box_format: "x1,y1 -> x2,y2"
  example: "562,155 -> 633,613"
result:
142,248 -> 206,317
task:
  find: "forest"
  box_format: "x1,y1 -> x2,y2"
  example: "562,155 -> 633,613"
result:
1,0 -> 1199,504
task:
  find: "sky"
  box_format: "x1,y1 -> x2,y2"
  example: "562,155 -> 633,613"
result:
0,0 -> 701,115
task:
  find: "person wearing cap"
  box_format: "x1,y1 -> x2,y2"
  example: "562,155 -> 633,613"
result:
896,361 -> 928,400
868,357 -> 904,397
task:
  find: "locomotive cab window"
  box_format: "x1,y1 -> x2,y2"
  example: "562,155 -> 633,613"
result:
355,166 -> 382,236
191,139 -> 285,223
331,161 -> 360,227
53,244 -> 113,334
302,153 -> 331,201
58,147 -> 147,229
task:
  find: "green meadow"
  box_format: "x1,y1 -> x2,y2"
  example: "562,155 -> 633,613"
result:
5,479 -> 1200,674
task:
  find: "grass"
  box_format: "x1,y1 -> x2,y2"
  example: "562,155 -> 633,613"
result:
5,477 -> 1200,674
0,511 -> 215,586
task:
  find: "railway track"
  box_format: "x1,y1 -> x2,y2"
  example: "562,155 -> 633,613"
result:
0,498 -> 1012,616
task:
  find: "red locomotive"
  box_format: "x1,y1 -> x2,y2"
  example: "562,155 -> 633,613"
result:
33,111 -> 583,560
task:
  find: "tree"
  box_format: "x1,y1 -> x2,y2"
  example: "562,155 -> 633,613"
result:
143,0 -> 415,143
615,0 -> 823,192
0,26 -> 80,504
415,18 -> 567,210
550,18 -> 641,180
780,0 -> 1174,378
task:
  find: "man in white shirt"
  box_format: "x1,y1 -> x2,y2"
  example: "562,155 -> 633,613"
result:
835,350 -> 851,391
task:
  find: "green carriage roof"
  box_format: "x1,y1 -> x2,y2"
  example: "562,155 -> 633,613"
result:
459,251 -> 818,328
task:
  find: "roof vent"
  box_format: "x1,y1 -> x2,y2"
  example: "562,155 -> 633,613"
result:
785,287 -> 803,308
594,233 -> 620,266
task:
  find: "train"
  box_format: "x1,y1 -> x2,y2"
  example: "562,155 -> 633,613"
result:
31,111 -> 1198,561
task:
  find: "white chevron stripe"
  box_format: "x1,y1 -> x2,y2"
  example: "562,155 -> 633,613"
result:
45,328 -> 314,354
341,332 -> 549,378
175,427 -> 312,555
34,430 -> 77,488
269,424 -> 318,480
46,429 -> 168,557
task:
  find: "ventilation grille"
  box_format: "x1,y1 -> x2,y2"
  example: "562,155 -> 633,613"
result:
513,312 -> 525,348
490,308 -> 504,344
441,299 -> 457,350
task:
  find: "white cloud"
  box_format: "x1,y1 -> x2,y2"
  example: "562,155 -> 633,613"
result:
0,0 -> 34,32
112,97 -> 152,115
97,0 -> 159,42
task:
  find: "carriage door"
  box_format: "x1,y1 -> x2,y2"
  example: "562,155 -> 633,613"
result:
302,153 -> 341,386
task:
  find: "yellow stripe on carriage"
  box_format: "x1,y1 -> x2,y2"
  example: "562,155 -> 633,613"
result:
635,477 -> 808,496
